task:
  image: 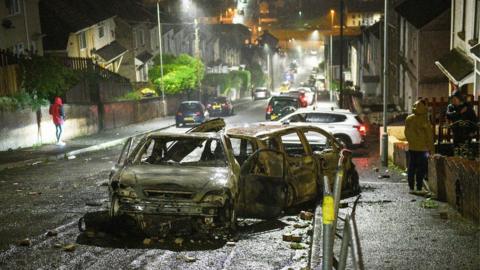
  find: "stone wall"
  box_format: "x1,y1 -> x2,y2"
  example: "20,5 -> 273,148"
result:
0,104 -> 99,151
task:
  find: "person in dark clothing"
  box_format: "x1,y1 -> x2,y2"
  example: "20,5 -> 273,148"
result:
446,90 -> 478,159
49,97 -> 65,146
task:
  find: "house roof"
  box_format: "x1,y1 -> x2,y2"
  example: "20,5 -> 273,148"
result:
435,48 -> 474,84
136,51 -> 154,63
95,41 -> 128,63
395,0 -> 451,29
471,43 -> 480,59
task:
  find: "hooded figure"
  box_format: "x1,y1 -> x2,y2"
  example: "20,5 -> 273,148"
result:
404,100 -> 434,194
49,97 -> 65,145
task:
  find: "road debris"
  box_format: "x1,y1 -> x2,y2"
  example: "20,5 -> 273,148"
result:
299,211 -> 314,221
28,191 -> 41,196
17,238 -> 32,246
184,255 -> 197,263
439,211 -> 449,219
46,230 -> 58,237
290,243 -> 305,249
62,243 -> 76,252
67,155 -> 76,160
53,243 -> 62,249
421,198 -> 438,209
174,237 -> 184,246
226,241 -> 236,246
85,202 -> 102,207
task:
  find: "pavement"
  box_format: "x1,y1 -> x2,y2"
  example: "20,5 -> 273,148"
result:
0,97 -> 253,172
309,135 -> 480,270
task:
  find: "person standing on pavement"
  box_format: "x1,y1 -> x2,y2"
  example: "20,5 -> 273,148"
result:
49,97 -> 66,146
446,90 -> 478,159
404,99 -> 434,194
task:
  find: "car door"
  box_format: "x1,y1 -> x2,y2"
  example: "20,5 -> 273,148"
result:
278,131 -> 317,204
186,118 -> 225,133
236,148 -> 287,219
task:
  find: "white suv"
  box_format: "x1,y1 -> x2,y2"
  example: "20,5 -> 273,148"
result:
273,108 -> 366,149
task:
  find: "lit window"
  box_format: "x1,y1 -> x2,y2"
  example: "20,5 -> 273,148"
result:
7,0 -> 20,15
79,32 -> 87,50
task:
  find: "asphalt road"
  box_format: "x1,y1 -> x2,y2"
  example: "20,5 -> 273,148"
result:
0,99 -> 315,270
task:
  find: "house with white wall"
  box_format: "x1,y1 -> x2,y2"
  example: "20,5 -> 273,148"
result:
396,0 -> 451,111
436,0 -> 480,96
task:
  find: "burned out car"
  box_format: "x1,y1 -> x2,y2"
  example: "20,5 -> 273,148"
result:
108,119 -> 359,235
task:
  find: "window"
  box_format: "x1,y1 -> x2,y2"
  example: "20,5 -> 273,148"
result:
229,137 -> 254,165
98,26 -> 105,39
280,132 -> 307,157
303,131 -> 329,152
78,32 -> 87,50
6,0 -> 20,16
138,29 -> 145,46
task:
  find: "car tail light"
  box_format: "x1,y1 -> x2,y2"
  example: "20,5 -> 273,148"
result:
266,105 -> 273,113
177,112 -> 183,116
355,125 -> 367,136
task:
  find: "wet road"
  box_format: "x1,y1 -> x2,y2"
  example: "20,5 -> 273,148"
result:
0,99 -> 314,270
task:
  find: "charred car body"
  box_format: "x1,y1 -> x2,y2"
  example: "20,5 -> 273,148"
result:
108,119 -> 359,235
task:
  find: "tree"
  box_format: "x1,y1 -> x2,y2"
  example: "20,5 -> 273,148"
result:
149,54 -> 205,95
20,56 -> 78,100
247,62 -> 265,87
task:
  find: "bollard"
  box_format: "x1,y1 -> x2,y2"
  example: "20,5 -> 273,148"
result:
322,193 -> 335,270
337,214 -> 351,270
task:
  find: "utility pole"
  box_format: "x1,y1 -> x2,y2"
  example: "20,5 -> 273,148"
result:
194,19 -> 202,101
339,0 -> 344,108
381,0 -> 389,167
156,2 -> 166,116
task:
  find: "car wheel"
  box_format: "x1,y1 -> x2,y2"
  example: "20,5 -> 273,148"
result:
334,135 -> 352,149
221,199 -> 237,232
110,194 -> 120,218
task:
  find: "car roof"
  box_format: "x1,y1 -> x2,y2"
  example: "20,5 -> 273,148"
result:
270,95 -> 298,100
226,124 -> 322,139
292,107 -> 355,115
146,131 -> 221,139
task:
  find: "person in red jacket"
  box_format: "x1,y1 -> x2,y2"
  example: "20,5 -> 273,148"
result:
49,97 -> 65,145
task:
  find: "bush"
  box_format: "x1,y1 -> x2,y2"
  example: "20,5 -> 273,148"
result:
0,92 -> 48,111
247,62 -> 266,87
203,70 -> 251,95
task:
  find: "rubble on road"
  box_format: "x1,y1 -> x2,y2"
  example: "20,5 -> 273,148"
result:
46,230 -> 58,237
17,238 -> 32,246
299,211 -> 314,221
143,238 -> 152,245
62,243 -> 76,252
174,237 -> 184,246
290,242 -> 306,249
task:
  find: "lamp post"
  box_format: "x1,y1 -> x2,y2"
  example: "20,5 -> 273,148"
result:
156,2 -> 166,116
329,9 -> 335,102
381,0 -> 389,167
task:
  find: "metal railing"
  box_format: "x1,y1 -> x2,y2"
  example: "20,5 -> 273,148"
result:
320,150 -> 364,270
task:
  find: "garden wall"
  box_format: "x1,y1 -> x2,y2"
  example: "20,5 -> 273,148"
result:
0,104 -> 99,151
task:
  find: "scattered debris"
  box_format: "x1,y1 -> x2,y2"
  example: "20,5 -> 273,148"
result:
290,234 -> 302,243
286,217 -> 298,222
421,198 -> 438,209
339,202 -> 349,208
184,255 -> 197,263
46,230 -> 58,237
143,238 -> 153,246
17,238 -> 32,247
31,161 -> 43,166
85,202 -> 102,207
290,243 -> 305,250
307,229 -> 313,236
439,211 -> 449,220
283,233 -> 293,242
67,155 -> 76,160
226,241 -> 236,246
13,182 -> 19,186
300,211 -> 314,221
293,223 -> 309,229
62,243 -> 76,252
400,179 -> 407,182
174,237 -> 184,246
401,172 -> 408,177
378,174 -> 390,179
53,243 -> 62,249
28,191 -> 41,196
99,182 -> 109,187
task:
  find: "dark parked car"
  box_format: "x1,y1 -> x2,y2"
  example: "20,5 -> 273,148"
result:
207,96 -> 234,116
176,101 -> 209,127
266,96 -> 300,121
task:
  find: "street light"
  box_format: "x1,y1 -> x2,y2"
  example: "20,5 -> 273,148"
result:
330,9 -> 335,29
156,1 -> 166,116
381,0 -> 389,167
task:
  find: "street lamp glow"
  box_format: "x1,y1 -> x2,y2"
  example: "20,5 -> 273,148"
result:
299,11 -> 302,16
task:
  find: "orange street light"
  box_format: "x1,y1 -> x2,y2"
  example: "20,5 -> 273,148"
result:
330,9 -> 335,29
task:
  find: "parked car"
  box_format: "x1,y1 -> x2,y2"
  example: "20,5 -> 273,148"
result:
207,96 -> 234,116
253,87 -> 271,100
282,87 -> 316,106
265,96 -> 301,121
271,108 -> 367,149
108,119 -> 360,235
175,101 -> 209,127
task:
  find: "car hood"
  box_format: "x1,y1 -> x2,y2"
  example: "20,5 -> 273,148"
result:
120,165 -> 230,201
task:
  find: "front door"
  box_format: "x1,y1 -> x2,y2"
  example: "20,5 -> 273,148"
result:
237,149 -> 287,219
